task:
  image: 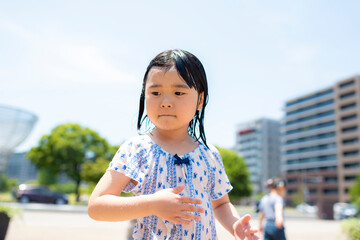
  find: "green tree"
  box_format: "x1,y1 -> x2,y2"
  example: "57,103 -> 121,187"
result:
27,123 -> 110,202
38,168 -> 57,185
291,187 -> 304,206
0,174 -> 18,192
81,145 -> 119,188
216,147 -> 252,201
349,174 -> 360,208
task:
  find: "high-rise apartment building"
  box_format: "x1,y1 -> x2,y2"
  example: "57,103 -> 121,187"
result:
281,75 -> 360,219
236,118 -> 281,195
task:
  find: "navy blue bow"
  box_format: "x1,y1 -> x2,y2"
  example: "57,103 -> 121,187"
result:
174,154 -> 190,165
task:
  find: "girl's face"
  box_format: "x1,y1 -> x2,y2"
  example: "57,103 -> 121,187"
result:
277,186 -> 286,197
145,67 -> 203,134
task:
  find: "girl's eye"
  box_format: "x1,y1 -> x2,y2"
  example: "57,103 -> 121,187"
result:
152,92 -> 160,96
175,92 -> 184,96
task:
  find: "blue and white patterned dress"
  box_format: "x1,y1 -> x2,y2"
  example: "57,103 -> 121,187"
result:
107,134 -> 233,240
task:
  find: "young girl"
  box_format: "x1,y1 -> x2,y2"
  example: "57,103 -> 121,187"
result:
88,49 -> 259,240
258,178 -> 287,240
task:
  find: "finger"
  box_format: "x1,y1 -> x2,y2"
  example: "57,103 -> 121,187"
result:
240,214 -> 251,224
172,217 -> 191,225
171,185 -> 185,194
181,196 -> 202,205
249,228 -> 259,234
177,212 -> 201,221
182,203 -> 205,213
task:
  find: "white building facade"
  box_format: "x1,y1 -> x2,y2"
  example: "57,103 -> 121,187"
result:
235,118 -> 280,195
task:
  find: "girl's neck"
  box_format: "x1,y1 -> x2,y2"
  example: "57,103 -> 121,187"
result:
152,127 -> 190,141
149,128 -> 198,155
270,190 -> 278,195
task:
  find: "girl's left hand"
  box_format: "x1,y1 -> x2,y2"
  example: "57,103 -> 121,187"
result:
233,214 -> 259,240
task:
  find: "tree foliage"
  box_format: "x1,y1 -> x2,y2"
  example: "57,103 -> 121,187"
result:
27,123 -> 111,201
349,174 -> 360,207
38,168 -> 58,185
216,147 -> 252,200
0,174 -> 18,192
81,145 -> 119,187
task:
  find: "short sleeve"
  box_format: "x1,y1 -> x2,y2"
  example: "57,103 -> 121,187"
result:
258,197 -> 265,211
274,195 -> 284,206
207,145 -> 233,200
107,137 -> 147,193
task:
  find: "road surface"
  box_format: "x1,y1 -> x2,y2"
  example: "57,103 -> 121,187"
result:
4,203 -> 345,240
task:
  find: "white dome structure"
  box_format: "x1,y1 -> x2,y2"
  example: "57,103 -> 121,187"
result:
0,105 -> 38,172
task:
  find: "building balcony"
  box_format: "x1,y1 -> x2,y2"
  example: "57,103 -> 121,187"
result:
337,94 -> 358,106
336,106 -> 359,119
284,92 -> 334,113
337,83 -> 357,94
281,137 -> 336,152
336,118 -> 359,129
342,168 -> 360,176
283,103 -> 335,123
282,148 -> 337,161
281,160 -> 338,171
340,142 -> 360,151
281,125 -> 336,142
285,169 -> 337,177
283,115 -> 335,133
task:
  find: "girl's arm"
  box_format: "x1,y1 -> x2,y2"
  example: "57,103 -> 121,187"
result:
88,170 -> 204,224
212,194 -> 259,240
274,203 -> 284,229
258,210 -> 264,233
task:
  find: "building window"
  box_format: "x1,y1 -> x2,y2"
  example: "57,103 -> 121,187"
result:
286,89 -> 333,107
287,179 -> 298,184
309,189 -> 317,195
285,143 -> 336,155
286,121 -> 335,135
340,91 -> 356,99
344,176 -> 357,181
287,189 -> 297,195
341,114 -> 357,121
285,154 -> 337,165
343,150 -> 359,157
323,189 -> 338,194
285,110 -> 334,126
342,138 -> 359,144
285,132 -> 335,145
287,100 -> 334,116
341,103 -> 357,110
342,126 -> 358,133
324,177 -> 337,182
344,163 -> 360,168
339,80 -> 355,88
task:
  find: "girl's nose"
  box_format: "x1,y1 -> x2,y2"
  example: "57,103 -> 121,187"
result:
161,97 -> 173,108
161,102 -> 172,108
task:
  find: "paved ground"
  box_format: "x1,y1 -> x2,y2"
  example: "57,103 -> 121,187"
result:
4,204 -> 346,240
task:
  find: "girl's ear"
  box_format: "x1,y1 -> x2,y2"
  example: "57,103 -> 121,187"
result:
197,92 -> 204,111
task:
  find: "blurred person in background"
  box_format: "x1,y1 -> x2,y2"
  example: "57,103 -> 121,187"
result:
258,178 -> 287,240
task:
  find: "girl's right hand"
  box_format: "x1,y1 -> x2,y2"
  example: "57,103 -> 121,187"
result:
152,185 -> 205,225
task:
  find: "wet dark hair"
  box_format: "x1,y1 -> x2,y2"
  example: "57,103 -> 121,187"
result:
137,49 -> 209,147
265,178 -> 287,189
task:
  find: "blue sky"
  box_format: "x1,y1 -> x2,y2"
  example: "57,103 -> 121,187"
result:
1,1 -> 359,152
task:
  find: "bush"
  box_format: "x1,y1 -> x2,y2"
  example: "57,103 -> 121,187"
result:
0,174 -> 18,192
216,147 -> 252,201
342,218 -> 360,240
